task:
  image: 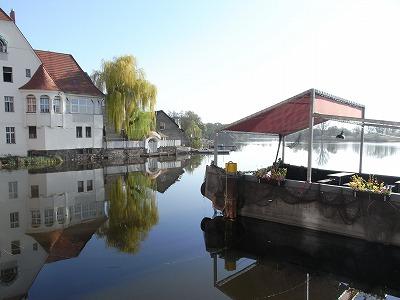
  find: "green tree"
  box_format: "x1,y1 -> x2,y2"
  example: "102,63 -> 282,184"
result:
186,120 -> 203,148
93,55 -> 157,140
98,173 -> 159,254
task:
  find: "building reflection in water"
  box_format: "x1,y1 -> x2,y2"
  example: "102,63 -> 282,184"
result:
0,168 -> 106,300
201,216 -> 400,300
0,155 -> 201,299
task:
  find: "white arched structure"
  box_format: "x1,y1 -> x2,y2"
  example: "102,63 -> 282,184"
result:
144,131 -> 161,153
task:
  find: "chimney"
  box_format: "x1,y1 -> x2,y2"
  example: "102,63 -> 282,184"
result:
10,9 -> 15,23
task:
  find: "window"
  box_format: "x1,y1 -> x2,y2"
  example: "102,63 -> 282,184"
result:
86,126 -> 92,138
11,241 -> 20,255
71,99 -> 79,113
70,98 -> 94,114
33,243 -> 38,251
78,181 -> 84,192
27,95 -> 36,113
26,69 -> 31,77
87,180 -> 93,191
6,127 -> 15,144
31,185 -> 39,198
8,182 -> 18,199
44,209 -> 54,227
10,212 -> 19,228
0,37 -> 7,53
76,126 -> 82,138
28,126 -> 37,139
40,95 -> 50,113
3,66 -> 12,82
57,207 -> 65,224
4,96 -> 14,112
53,96 -> 61,113
160,122 -> 166,130
1,267 -> 18,284
31,210 -> 41,228
95,100 -> 102,114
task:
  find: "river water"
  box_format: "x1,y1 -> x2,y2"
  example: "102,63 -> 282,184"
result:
1,142 -> 400,300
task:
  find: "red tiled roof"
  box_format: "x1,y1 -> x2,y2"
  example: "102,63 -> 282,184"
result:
0,8 -> 12,21
31,50 -> 104,97
20,65 -> 60,91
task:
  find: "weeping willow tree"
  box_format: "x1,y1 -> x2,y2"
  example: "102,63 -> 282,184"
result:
94,55 -> 157,140
98,172 -> 159,254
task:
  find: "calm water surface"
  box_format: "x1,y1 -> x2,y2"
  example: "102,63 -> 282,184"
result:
1,142 -> 400,300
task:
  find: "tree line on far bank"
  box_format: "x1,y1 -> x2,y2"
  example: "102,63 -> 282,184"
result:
168,111 -> 225,148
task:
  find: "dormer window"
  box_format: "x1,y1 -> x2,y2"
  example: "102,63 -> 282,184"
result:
0,36 -> 7,53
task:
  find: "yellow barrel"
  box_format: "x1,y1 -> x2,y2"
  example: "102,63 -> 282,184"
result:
225,161 -> 237,174
225,260 -> 237,271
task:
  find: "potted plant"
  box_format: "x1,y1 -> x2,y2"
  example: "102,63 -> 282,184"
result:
254,159 -> 287,186
349,174 -> 391,201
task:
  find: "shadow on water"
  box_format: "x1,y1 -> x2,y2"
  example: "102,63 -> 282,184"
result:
201,216 -> 400,300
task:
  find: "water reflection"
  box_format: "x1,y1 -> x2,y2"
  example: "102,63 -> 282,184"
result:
201,216 -> 400,300
97,173 -> 158,254
0,155 -> 202,299
0,168 -> 106,299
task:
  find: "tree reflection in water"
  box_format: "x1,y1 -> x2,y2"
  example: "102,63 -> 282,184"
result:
98,172 -> 159,254
184,155 -> 204,174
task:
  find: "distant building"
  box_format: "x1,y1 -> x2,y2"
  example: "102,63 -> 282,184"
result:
156,110 -> 188,146
0,8 -> 104,157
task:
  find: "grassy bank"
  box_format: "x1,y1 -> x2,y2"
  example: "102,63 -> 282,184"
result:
0,155 -> 63,170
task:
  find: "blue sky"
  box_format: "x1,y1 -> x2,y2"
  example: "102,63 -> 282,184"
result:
2,0 -> 400,123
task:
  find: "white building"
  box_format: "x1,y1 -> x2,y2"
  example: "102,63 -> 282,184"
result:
0,8 -> 104,157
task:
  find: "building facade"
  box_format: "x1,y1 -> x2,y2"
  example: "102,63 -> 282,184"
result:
0,8 -> 104,157
156,110 -> 188,146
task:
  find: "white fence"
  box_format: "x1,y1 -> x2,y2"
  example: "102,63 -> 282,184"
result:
106,140 -> 145,149
159,140 -> 181,147
106,139 -> 181,149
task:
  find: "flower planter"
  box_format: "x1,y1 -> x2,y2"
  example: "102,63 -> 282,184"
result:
353,190 -> 390,201
258,178 -> 286,186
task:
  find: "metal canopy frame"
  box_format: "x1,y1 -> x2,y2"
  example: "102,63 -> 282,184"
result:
214,89 -> 400,183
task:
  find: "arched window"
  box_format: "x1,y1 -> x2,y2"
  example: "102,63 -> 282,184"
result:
53,96 -> 61,113
0,36 -> 7,53
1,267 -> 18,285
40,95 -> 50,113
26,95 -> 36,113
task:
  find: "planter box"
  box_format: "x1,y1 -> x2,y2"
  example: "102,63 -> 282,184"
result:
354,190 -> 390,201
258,178 -> 286,186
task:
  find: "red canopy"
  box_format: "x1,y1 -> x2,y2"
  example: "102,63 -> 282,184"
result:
224,89 -> 364,136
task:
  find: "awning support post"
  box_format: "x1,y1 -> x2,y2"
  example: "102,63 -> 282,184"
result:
282,135 -> 285,163
359,108 -> 365,173
307,89 -> 315,183
213,132 -> 219,166
275,135 -> 282,163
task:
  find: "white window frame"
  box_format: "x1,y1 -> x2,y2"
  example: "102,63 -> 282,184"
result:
57,207 -> 65,224
44,209 -> 54,227
0,37 -> 7,53
8,182 -> 18,199
40,95 -> 50,113
6,127 -> 15,144
31,210 -> 41,228
4,96 -> 14,112
10,212 -> 19,228
53,96 -> 61,113
27,95 -> 36,113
